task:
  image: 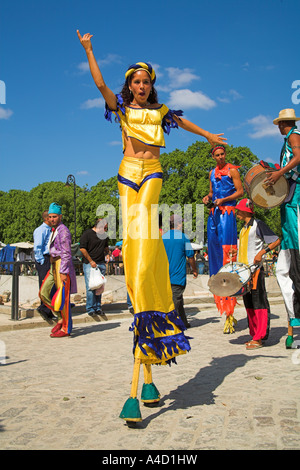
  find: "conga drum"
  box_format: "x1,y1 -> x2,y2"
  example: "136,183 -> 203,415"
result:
244,164 -> 289,208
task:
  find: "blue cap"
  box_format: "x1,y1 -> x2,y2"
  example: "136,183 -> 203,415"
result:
48,202 -> 62,215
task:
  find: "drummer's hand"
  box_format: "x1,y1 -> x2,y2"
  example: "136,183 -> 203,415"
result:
253,252 -> 263,264
77,30 -> 93,52
265,170 -> 281,185
202,195 -> 210,204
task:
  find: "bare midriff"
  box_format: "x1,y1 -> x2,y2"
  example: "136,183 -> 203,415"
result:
123,136 -> 160,160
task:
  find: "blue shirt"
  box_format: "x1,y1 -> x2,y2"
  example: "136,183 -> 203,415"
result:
162,230 -> 194,286
33,222 -> 51,264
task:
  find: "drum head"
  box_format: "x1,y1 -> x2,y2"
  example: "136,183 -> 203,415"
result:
249,170 -> 288,208
219,262 -> 251,284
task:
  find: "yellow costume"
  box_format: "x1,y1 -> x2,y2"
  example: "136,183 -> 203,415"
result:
105,93 -> 190,422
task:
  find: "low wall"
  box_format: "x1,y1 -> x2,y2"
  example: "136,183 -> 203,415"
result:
0,273 -> 280,307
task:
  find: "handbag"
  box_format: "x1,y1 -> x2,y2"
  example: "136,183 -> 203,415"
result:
89,267 -> 106,290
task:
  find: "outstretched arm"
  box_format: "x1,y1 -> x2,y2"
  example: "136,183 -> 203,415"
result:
77,30 -> 117,110
173,116 -> 227,147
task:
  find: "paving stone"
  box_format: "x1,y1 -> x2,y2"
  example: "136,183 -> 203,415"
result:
0,303 -> 300,450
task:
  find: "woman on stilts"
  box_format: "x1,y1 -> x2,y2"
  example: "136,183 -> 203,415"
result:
77,30 -> 227,423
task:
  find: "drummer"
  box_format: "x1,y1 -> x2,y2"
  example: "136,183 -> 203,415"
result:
265,109 -> 300,349
232,198 -> 280,350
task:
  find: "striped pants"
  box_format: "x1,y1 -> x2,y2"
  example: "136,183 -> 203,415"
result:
39,259 -> 72,334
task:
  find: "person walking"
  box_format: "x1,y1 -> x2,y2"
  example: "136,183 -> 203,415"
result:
79,218 -> 109,316
39,203 -> 77,337
33,210 -> 55,322
162,214 -> 198,328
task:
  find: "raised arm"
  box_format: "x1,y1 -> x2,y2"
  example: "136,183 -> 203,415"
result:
173,116 -> 227,147
77,30 -> 117,110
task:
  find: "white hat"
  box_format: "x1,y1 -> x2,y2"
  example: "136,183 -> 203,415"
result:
273,108 -> 300,125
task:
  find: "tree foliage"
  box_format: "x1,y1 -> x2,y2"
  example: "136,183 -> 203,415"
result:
0,141 -> 282,245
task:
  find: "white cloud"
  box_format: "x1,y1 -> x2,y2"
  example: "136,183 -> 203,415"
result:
77,170 -> 89,175
80,97 -> 104,109
168,89 -> 216,110
0,107 -> 13,119
109,140 -> 122,146
77,54 -> 122,74
247,115 -> 280,139
218,89 -> 242,103
165,67 -> 200,89
242,62 -> 250,71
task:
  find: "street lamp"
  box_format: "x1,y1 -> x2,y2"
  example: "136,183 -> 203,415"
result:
65,174 -> 76,242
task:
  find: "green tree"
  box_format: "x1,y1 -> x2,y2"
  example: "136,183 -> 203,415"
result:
159,141 -> 281,241
0,142 -> 282,245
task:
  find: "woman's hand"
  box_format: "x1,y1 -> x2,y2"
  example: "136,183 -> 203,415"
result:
77,30 -> 93,52
207,133 -> 227,147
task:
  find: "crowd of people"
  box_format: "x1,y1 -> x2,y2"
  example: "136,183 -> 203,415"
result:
30,29 -> 300,424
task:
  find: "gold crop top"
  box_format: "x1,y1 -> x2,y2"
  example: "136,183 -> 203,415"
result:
104,94 -> 183,151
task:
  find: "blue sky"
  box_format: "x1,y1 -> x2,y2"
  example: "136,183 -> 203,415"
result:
1,0 -> 300,192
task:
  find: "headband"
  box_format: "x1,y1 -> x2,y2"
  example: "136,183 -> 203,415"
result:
48,202 -> 62,215
211,145 -> 226,156
125,62 -> 156,84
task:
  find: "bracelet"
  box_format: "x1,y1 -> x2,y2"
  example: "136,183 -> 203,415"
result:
265,247 -> 271,253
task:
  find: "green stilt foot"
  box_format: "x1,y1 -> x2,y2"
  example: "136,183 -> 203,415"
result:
141,383 -> 160,403
119,397 -> 142,422
286,335 -> 294,349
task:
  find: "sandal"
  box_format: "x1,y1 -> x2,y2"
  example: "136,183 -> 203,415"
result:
246,340 -> 263,350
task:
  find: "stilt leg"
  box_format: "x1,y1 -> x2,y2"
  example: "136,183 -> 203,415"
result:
286,324 -> 294,349
130,358 -> 141,398
119,358 -> 142,422
223,314 -> 237,334
141,363 -> 160,404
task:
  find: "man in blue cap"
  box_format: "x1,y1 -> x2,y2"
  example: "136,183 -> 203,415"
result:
39,203 -> 77,337
33,210 -> 56,322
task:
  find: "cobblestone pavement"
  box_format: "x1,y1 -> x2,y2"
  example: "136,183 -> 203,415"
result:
1,301 -> 300,451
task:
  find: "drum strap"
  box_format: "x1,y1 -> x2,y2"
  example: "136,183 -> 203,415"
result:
259,160 -> 280,170
251,268 -> 260,290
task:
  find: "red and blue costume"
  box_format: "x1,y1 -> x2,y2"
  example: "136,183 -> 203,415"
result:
207,163 -> 239,328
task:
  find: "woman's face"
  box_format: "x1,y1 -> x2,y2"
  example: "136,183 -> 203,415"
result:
129,70 -> 152,104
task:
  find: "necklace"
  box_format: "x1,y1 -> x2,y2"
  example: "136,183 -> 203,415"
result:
130,101 -> 150,107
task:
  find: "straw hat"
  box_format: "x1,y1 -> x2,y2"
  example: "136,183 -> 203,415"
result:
273,108 -> 300,125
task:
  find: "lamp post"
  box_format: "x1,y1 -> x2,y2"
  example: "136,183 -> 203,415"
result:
65,174 -> 76,242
